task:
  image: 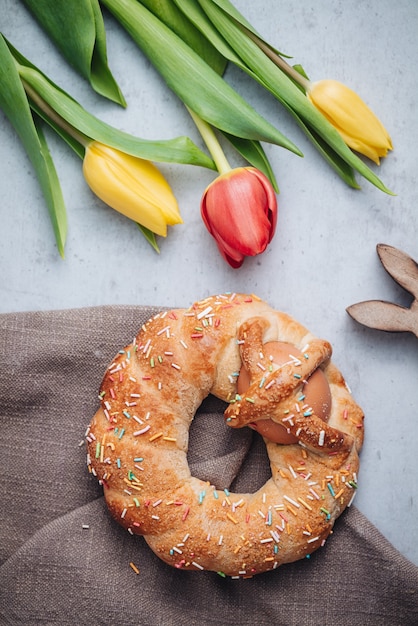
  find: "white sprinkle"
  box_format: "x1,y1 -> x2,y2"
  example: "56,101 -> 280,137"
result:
157,325 -> 171,336
218,535 -> 223,546
151,515 -> 160,520
270,530 -> 280,542
171,363 -> 181,370
260,537 -> 274,544
318,430 -> 325,446
197,306 -> 213,320
183,533 -> 190,542
283,495 -> 300,508
152,499 -> 163,507
257,362 -> 266,371
347,492 -> 357,507
130,393 -> 141,398
121,508 -> 127,518
288,465 -> 297,479
180,340 -> 188,349
265,379 -> 276,390
307,536 -> 320,544
133,425 -> 151,436
192,561 -> 204,570
82,524 -> 89,529
133,415 -> 143,424
142,339 -> 151,354
172,546 -> 182,554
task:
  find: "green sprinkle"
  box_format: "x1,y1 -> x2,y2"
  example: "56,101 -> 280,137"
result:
259,377 -> 266,388
294,373 -> 302,379
217,571 -> 226,578
118,428 -> 125,439
213,490 -> 219,499
158,355 -> 163,363
134,457 -> 144,462
116,458 -> 121,468
150,357 -> 155,368
246,397 -> 255,403
123,410 -> 131,419
95,442 -> 101,458
133,497 -> 140,507
224,488 -> 230,497
348,480 -> 358,489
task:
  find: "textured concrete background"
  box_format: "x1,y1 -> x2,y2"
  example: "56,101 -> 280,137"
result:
1,0 -> 417,566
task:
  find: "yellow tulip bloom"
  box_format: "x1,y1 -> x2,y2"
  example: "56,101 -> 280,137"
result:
83,142 -> 182,236
307,80 -> 392,164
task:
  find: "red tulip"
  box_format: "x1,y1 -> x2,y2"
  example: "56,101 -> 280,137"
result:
200,167 -> 277,268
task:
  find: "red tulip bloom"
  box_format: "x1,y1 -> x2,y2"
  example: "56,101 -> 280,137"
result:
200,167 -> 278,268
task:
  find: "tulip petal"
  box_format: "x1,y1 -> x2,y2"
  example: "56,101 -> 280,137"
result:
201,167 -> 277,266
308,80 -> 393,164
83,142 -> 182,236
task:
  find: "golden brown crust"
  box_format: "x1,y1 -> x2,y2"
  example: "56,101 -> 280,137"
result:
86,293 -> 364,578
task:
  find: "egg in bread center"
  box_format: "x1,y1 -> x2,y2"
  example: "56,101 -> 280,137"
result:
237,341 -> 332,443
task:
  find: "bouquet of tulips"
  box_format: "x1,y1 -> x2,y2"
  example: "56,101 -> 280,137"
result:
1,0 -> 392,266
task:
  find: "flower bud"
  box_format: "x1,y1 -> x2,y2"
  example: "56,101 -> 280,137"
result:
201,167 -> 277,268
308,80 -> 392,164
83,141 -> 182,236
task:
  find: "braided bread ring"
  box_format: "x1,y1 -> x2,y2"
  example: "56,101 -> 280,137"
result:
86,293 -> 364,578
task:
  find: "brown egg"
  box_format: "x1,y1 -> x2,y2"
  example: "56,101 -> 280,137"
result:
237,341 -> 332,444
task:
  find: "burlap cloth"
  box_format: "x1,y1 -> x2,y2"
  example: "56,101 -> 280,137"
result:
1,305 -> 417,625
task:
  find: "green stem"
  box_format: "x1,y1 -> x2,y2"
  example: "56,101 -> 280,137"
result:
21,79 -> 91,148
186,106 -> 231,174
242,28 -> 311,91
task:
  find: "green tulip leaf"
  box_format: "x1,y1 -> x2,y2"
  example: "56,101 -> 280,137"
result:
4,37 -> 216,170
138,0 -> 227,74
137,224 -> 160,252
194,0 -> 392,193
101,0 -> 302,155
0,34 -> 67,256
22,0 -> 126,107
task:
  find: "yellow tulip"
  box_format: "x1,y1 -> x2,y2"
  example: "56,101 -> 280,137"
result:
307,80 -> 392,164
82,141 -> 182,236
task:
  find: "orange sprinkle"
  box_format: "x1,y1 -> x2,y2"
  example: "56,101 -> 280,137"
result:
227,513 -> 239,525
334,488 -> 345,500
286,504 -> 298,517
129,561 -> 140,575
162,436 -> 177,442
149,431 -> 163,442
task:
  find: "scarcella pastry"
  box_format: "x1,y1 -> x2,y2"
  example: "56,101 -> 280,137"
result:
86,293 -> 364,578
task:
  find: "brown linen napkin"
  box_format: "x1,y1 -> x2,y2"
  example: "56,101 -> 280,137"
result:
1,306 -> 417,625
